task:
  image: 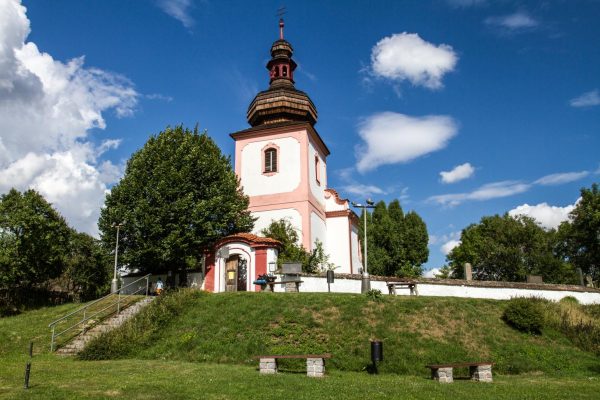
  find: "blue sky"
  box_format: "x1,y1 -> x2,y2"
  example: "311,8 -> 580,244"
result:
1,0 -> 599,274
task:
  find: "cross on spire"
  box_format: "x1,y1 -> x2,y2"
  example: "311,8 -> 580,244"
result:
277,6 -> 286,39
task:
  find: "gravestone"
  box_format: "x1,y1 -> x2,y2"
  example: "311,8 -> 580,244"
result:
464,263 -> 472,281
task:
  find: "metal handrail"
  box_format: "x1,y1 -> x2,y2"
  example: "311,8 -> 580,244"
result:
48,274 -> 151,351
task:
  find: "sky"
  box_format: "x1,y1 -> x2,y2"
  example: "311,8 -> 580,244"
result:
1,0 -> 599,275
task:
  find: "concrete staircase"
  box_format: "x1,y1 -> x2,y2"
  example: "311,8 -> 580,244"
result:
56,296 -> 155,356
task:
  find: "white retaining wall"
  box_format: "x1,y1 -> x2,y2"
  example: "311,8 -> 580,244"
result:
271,275 -> 600,305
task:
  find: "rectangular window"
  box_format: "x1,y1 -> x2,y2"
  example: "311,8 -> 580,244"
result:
315,155 -> 320,185
265,148 -> 277,173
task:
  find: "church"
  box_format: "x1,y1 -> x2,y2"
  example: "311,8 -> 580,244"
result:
204,20 -> 363,293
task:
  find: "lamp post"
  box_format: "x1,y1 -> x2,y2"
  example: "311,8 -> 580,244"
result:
111,222 -> 124,293
351,199 -> 376,294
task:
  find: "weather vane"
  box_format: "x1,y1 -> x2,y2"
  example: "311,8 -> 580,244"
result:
277,6 -> 286,39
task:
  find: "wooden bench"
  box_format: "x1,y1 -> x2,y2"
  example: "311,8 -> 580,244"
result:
386,281 -> 418,296
425,362 -> 494,383
255,354 -> 332,377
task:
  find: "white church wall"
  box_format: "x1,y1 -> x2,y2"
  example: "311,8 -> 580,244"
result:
241,137 -> 301,197
310,211 -> 327,251
290,276 -> 600,304
326,217 -> 350,273
252,208 -> 303,244
324,192 -> 346,212
267,248 -> 278,272
308,140 -> 326,207
350,224 -> 363,274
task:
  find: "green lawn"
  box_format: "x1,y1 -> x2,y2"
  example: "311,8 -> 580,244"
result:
1,358 -> 600,400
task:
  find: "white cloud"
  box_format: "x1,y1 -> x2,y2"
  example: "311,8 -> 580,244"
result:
157,0 -> 195,29
336,167 -> 387,197
430,230 -> 460,245
440,162 -> 475,184
485,11 -> 539,30
356,112 -> 458,173
508,202 -> 576,230
441,239 -> 461,255
534,171 -> 590,185
0,0 -> 138,235
570,89 -> 600,108
428,180 -> 530,206
370,32 -> 458,90
342,183 -> 385,197
423,268 -> 441,278
145,93 -> 174,102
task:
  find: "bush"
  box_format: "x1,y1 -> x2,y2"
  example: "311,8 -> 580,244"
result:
365,289 -> 383,303
502,297 -> 545,334
559,296 -> 579,305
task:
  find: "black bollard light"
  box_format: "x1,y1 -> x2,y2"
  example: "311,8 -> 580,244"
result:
24,362 -> 31,389
370,340 -> 383,374
327,270 -> 335,292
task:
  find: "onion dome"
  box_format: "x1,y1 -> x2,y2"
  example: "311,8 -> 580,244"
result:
247,19 -> 318,127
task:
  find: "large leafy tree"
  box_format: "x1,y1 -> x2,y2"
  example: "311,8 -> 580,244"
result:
99,126 -> 254,281
558,183 -> 600,283
359,199 -> 428,277
0,189 -> 72,289
447,214 -> 576,283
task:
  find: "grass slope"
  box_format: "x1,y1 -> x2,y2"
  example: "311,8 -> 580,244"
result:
80,290 -> 600,376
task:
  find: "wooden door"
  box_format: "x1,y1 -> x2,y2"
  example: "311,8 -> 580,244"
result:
225,255 -> 238,292
237,258 -> 247,292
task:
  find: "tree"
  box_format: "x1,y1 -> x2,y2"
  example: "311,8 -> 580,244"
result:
447,214 -> 576,283
0,189 -> 71,290
401,211 -> 429,276
98,126 -> 254,283
558,183 -> 600,283
62,232 -> 112,301
358,199 -> 428,278
261,218 -> 307,265
260,219 -> 334,273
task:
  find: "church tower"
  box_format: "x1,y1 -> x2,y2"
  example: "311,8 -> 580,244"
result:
230,20 -> 362,274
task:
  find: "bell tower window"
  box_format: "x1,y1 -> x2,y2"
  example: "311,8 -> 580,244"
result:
315,155 -> 321,185
264,147 -> 278,173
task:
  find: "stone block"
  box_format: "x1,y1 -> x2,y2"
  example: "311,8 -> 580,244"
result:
306,357 -> 325,377
470,365 -> 493,382
432,367 -> 453,383
285,282 -> 298,292
259,358 -> 278,374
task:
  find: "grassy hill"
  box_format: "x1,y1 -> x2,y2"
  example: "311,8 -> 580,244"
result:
79,290 -> 600,377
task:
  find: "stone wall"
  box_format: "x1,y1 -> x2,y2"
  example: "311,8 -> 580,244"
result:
269,274 -> 600,304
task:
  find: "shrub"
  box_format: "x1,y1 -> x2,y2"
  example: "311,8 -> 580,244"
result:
365,289 -> 383,303
502,297 -> 545,334
559,296 -> 579,305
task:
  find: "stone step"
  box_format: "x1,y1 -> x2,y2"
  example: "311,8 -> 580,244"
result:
55,296 -> 155,356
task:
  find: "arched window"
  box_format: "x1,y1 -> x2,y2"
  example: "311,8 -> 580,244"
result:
264,147 -> 278,173
315,155 -> 321,184
282,65 -> 288,77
